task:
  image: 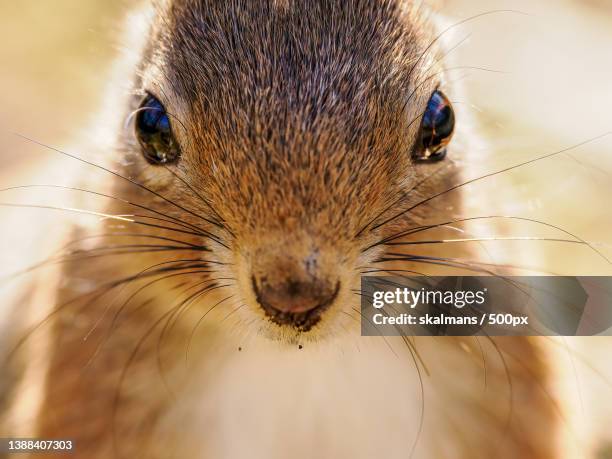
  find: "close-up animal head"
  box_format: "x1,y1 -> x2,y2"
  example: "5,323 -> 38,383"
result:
1,1 -> 612,458
119,0 -> 460,339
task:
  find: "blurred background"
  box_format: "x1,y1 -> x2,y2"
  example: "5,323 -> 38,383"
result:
0,0 -> 611,456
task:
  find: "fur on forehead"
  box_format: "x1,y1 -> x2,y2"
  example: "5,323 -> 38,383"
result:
132,0 -> 447,236
143,0 -> 441,134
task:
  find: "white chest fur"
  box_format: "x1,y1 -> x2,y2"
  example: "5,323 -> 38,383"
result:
162,334 -> 440,459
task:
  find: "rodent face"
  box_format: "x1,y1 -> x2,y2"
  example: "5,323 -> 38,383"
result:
124,0 -> 455,338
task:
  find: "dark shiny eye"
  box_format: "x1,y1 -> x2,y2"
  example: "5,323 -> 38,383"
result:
415,89 -> 455,161
135,94 -> 181,164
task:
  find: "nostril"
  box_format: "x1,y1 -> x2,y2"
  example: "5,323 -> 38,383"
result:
252,274 -> 340,327
286,280 -> 301,297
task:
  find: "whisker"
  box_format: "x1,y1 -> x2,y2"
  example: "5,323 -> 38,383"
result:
111,305 -> 181,459
359,268 -> 430,277
11,133 -> 230,248
85,269 -> 221,367
406,9 -> 527,82
0,184 -> 210,236
219,303 -> 245,323
366,215 -> 612,264
349,306 -> 398,358
0,201 -> 134,222
400,65 -> 506,127
157,285 -> 235,398
375,253 -> 517,276
384,236 -> 591,246
168,282 -> 236,332
184,288 -> 236,363
355,158 -> 458,237
59,232 -> 209,250
433,33 -> 472,68
66,243 -> 206,254
162,166 -> 231,233
7,256 -> 217,363
0,201 -> 220,245
8,249 -> 210,275
370,132 -> 612,232
83,266 -> 212,344
113,274 -> 219,329
481,336 -> 515,445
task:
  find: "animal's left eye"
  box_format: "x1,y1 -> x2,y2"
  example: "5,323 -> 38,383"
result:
414,89 -> 455,161
135,94 -> 181,165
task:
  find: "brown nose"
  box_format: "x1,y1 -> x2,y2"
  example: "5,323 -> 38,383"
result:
251,253 -> 339,330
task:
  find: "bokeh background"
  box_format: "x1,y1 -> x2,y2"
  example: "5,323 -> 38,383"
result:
0,0 -> 611,456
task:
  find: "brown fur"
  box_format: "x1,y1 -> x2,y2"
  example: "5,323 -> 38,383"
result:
1,1 -> 561,458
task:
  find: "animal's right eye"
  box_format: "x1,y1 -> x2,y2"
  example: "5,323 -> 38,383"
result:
135,94 -> 181,165
414,89 -> 455,162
